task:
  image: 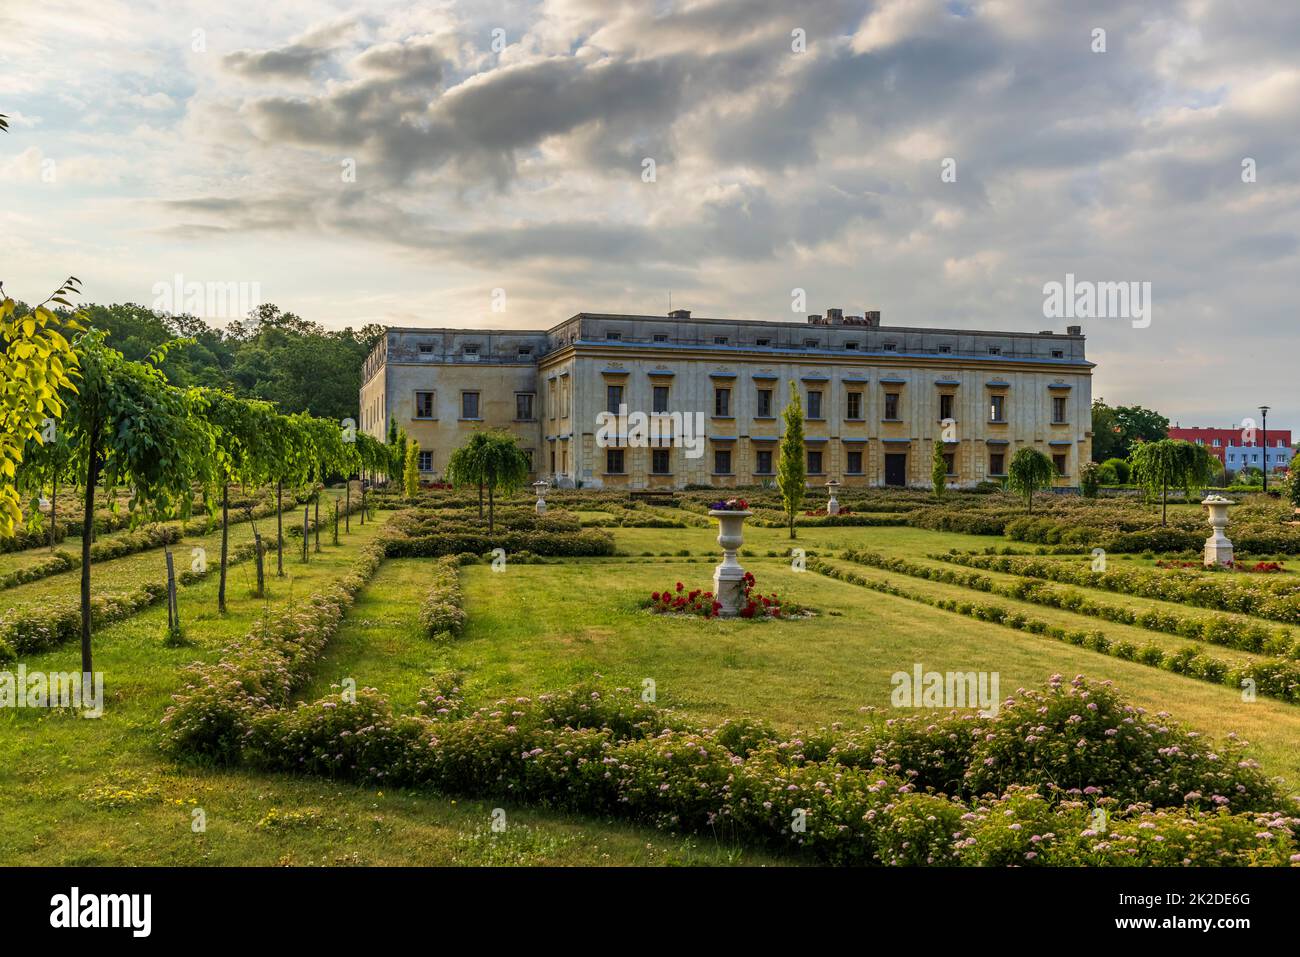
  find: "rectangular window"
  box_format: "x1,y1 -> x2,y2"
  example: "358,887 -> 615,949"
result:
548,381 -> 557,419
606,449 -> 625,474
846,450 -> 863,474
807,390 -> 823,419
1051,349 -> 1064,359
714,388 -> 731,417
846,392 -> 863,419
652,449 -> 671,474
517,347 -> 532,361
756,389 -> 773,417
515,392 -> 535,420
1051,396 -> 1066,424
418,342 -> 434,354
607,384 -> 624,414
415,391 -> 435,419
937,344 -> 952,354
653,333 -> 669,343
803,338 -> 819,349
845,341 -> 859,350
939,393 -> 954,421
989,452 -> 1005,476
550,448 -> 556,473
417,451 -> 433,472
884,393 -> 900,420
883,342 -> 897,352
756,337 -> 771,347
988,347 -> 1001,356
714,449 -> 732,474
755,449 -> 773,474
653,385 -> 670,413
989,394 -> 1006,422
807,449 -> 823,474
606,331 -> 622,341
714,336 -> 729,345
461,391 -> 480,419
1053,454 -> 1067,476
463,345 -> 480,361
943,452 -> 956,476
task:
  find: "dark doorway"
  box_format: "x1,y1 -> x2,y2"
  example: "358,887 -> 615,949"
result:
885,453 -> 907,487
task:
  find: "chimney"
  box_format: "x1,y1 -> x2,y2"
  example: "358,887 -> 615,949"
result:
864,310 -> 880,327
826,307 -> 843,324
668,308 -> 691,319
1066,325 -> 1081,335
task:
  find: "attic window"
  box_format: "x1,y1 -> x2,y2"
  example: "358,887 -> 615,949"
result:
418,342 -> 434,354
938,344 -> 952,354
845,341 -> 859,350
755,337 -> 771,347
463,345 -> 480,361
606,331 -> 622,341
988,347 -> 1001,356
882,342 -> 897,352
1051,349 -> 1064,359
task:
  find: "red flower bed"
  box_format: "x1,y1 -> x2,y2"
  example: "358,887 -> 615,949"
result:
646,572 -> 805,619
1155,559 -> 1287,574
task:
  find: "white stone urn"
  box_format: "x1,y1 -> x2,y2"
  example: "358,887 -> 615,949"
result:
709,508 -> 753,616
1202,494 -> 1235,567
533,480 -> 550,515
825,480 -> 841,516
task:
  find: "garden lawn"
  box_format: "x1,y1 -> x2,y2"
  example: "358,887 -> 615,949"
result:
453,558 -> 1300,795
0,521 -> 772,866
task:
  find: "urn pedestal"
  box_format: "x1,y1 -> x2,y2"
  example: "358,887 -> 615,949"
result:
533,481 -> 550,516
1202,494 -> 1235,567
825,480 -> 841,516
709,509 -> 752,616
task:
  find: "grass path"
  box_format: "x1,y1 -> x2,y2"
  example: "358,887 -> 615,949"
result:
454,558 -> 1300,794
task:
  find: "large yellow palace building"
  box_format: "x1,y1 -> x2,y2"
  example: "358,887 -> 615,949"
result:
359,307 -> 1094,490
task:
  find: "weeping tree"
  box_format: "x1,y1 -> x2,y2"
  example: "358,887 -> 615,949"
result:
202,391 -> 278,610
776,381 -> 806,539
479,432 -> 530,532
1007,447 -> 1056,514
61,331 -> 212,674
0,279 -> 83,539
446,432 -> 490,521
1129,439 -> 1217,525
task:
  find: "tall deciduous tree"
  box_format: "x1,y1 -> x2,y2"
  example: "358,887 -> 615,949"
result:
0,280 -> 82,538
776,381 -> 806,539
1007,447 -> 1055,513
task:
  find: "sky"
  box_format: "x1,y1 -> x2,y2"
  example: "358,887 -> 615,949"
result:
2,0 -> 1298,430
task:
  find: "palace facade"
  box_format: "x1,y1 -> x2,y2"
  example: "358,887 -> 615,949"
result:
359,307 -> 1094,489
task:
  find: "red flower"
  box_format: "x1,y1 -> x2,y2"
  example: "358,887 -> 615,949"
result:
676,581 -> 684,592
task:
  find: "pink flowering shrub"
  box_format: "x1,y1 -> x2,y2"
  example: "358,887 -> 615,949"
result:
417,557 -> 466,639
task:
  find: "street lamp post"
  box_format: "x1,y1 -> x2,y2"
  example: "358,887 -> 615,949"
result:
1260,406 -> 1270,493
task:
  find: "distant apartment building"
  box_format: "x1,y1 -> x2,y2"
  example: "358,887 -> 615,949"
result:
359,307 -> 1094,490
1168,425 -> 1293,474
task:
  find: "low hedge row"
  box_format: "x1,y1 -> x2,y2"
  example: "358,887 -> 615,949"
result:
235,678 -> 1295,865
940,552 -> 1300,626
160,538 -> 388,762
815,558 -> 1300,705
418,557 -> 466,639
385,528 -> 616,559
842,548 -> 1299,659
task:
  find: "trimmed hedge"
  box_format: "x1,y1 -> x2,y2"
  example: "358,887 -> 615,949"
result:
234,678 -> 1295,866
418,557 -> 466,639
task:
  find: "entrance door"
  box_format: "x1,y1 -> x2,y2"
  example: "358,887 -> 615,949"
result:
885,453 -> 907,487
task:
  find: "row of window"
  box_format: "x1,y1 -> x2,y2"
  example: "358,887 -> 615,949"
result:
599,447 -> 1070,478
414,391 -> 536,421
605,384 -> 1067,425
414,343 -> 536,362
601,330 -> 1067,359
1195,438 -> 1290,448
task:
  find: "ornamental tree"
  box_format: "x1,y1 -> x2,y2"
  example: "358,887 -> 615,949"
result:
61,331 -> 213,674
404,440 -> 421,498
478,431 -> 530,532
776,381 -> 806,539
1007,447 -> 1055,514
931,443 -> 948,500
447,431 -> 490,519
1129,438 -> 1217,525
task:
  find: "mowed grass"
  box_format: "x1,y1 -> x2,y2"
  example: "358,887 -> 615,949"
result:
0,518 -> 772,866
454,558 -> 1300,795
0,489 -> 350,612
